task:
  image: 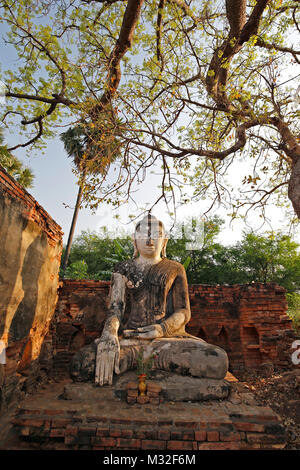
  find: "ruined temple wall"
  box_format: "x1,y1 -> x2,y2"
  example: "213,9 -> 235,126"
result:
187,283 -> 298,372
0,165 -> 63,412
47,280 -> 110,375
51,279 -> 299,377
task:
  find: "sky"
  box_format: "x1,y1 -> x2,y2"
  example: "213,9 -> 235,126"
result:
1,12 -> 300,248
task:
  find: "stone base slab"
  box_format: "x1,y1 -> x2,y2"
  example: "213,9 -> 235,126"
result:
7,375 -> 287,450
114,370 -> 230,402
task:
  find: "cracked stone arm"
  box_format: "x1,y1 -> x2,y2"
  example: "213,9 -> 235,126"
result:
95,272 -> 126,385
101,272 -> 126,337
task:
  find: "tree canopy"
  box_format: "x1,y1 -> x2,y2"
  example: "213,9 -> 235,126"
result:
1,1 -> 300,221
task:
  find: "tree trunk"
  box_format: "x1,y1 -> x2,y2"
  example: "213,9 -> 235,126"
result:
61,170 -> 86,274
288,157 -> 300,219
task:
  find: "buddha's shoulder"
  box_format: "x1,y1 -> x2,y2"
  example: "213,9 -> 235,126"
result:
161,258 -> 186,273
113,259 -> 135,276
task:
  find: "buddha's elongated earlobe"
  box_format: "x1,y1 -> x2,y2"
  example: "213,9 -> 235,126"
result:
161,238 -> 168,258
132,235 -> 139,258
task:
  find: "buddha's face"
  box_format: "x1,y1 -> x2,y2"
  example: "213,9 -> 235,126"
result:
134,219 -> 167,259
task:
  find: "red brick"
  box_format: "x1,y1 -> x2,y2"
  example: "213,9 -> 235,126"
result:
147,391 -> 159,398
207,431 -> 219,442
174,420 -> 197,428
18,409 -> 40,415
65,425 -> 78,436
246,433 -> 285,444
182,431 -> 195,440
116,438 -> 141,448
260,443 -> 286,450
127,389 -> 138,398
141,440 -> 166,450
44,420 -> 51,431
110,428 -> 133,438
137,395 -> 150,404
234,422 -> 264,432
78,426 -> 96,436
93,437 -> 116,447
134,430 -> 146,439
110,417 -> 134,425
50,428 -> 65,437
158,419 -> 172,426
64,435 -> 77,446
126,382 -> 138,390
96,427 -> 109,437
220,432 -> 241,442
170,430 -> 182,440
121,429 -> 134,438
195,431 -> 207,442
144,430 -> 158,440
147,383 -> 162,393
158,430 -> 170,440
128,418 -> 154,426
199,442 -> 240,450
51,418 -> 73,428
12,418 -> 44,428
167,441 -> 197,451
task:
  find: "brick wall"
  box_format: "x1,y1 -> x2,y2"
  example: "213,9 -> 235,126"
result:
50,279 -> 300,377
12,408 -> 286,450
44,280 -> 109,376
187,283 -> 299,372
0,165 -> 63,412
11,397 -> 286,450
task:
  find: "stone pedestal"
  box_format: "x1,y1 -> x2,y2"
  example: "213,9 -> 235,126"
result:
114,370 -> 230,402
6,375 -> 287,450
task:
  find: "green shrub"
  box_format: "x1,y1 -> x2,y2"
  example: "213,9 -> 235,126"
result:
287,292 -> 300,333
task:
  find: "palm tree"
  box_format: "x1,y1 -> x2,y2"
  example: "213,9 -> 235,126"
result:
60,122 -> 122,274
0,128 -> 34,188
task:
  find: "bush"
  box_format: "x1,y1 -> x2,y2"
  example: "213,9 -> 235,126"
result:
287,293 -> 300,333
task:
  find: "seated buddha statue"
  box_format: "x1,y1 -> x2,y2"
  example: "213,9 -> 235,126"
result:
70,214 -> 228,385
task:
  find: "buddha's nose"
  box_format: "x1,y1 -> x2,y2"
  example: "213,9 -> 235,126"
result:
146,237 -> 154,246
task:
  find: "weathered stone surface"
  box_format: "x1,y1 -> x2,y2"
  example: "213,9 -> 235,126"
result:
0,165 -> 62,413
114,370 -> 230,402
60,382 -> 104,401
70,342 -> 96,383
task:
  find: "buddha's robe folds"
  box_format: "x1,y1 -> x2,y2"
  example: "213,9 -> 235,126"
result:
70,258 -> 228,382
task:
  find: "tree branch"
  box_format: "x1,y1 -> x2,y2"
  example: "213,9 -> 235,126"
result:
206,0 -> 270,109
92,0 -> 145,115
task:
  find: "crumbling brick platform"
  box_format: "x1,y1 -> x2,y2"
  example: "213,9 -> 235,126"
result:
4,373 -> 286,451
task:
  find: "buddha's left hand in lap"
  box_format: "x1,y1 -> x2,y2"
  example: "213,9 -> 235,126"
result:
123,324 -> 163,340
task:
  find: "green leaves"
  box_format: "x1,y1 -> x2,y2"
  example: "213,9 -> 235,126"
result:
1,1 -> 300,220
0,129 -> 34,188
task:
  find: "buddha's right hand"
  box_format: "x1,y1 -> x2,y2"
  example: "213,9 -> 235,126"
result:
94,334 -> 120,386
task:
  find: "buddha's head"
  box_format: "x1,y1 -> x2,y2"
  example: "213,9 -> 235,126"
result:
132,214 -> 168,260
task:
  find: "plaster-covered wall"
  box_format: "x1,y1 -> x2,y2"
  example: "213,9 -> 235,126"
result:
0,165 -> 63,412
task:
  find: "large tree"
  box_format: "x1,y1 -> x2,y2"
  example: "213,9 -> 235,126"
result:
1,1 -> 300,220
